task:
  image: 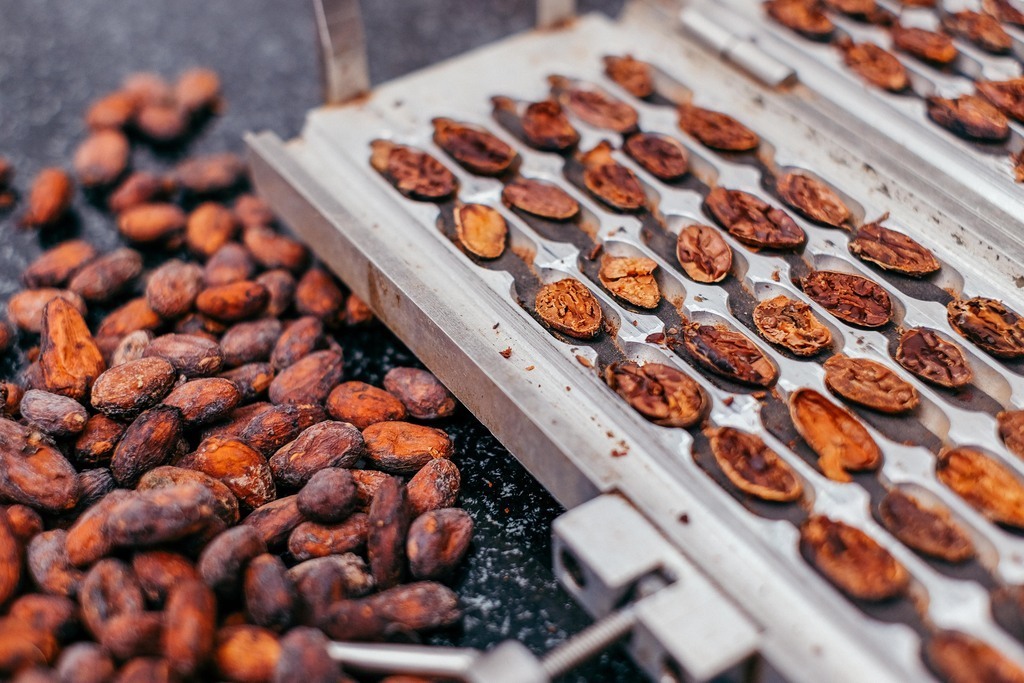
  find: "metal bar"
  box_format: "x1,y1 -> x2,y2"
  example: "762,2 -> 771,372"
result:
313,0 -> 370,104
326,642 -> 477,677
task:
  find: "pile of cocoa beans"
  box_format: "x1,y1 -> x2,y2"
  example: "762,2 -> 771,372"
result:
0,68 -> 473,683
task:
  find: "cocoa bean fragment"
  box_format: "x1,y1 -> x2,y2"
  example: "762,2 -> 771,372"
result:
273,626 -> 339,683
221,363 -> 274,403
800,515 -> 909,601
131,550 -> 200,605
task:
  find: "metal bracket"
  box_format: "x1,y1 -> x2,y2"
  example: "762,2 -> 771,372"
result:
314,0 -> 370,104
553,495 -> 762,682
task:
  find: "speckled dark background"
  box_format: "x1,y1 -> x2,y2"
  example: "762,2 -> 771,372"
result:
0,0 -> 638,680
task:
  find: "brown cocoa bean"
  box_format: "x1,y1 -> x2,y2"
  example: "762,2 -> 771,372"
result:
272,626 -> 338,683
296,468 -> 357,523
363,421 -> 453,474
145,259 -> 203,319
95,298 -> 162,339
74,415 -> 126,467
78,558 -> 144,638
288,514 -> 368,562
131,550 -> 199,605
222,318 -> 282,367
196,281 -> 269,322
383,367 -> 456,420
270,317 -> 325,370
113,656 -> 173,683
269,421 -> 363,488
135,102 -> 188,143
110,405 -> 182,486
85,90 -> 138,130
326,381 -> 405,430
8,289 -> 86,334
26,530 -> 83,597
288,554 -> 374,625
0,509 -> 21,606
65,490 -> 133,567
175,153 -> 245,195
117,203 -> 186,244
102,484 -> 218,548
215,625 -> 281,683
99,611 -> 164,660
74,469 -> 115,512
0,617 -> 57,672
243,227 -> 309,273
110,330 -> 153,367
234,194 -> 274,229
204,243 -> 255,287
221,363 -> 274,403
5,505 -> 43,544
367,477 -> 410,590
267,350 -> 342,405
0,419 -> 80,513
23,240 -> 97,289
350,469 -> 389,508
162,377 -> 241,427
21,168 -> 73,228
9,593 -> 77,641
91,357 -> 176,419
144,333 -> 223,377
175,67 -> 221,114
198,526 -> 267,597
243,496 -> 305,548
407,508 -> 473,581
244,554 -> 296,632
184,437 -> 275,511
317,582 -> 460,641
407,459 -> 461,516
202,402 -> 272,441
39,298 -> 105,401
344,293 -> 374,325
163,579 -> 217,677
20,389 -> 88,437
73,130 -> 129,188
239,403 -> 326,456
294,269 -> 343,322
186,202 -> 238,258
108,171 -> 175,214
256,270 -> 296,318
137,466 -> 239,526
56,642 -> 115,683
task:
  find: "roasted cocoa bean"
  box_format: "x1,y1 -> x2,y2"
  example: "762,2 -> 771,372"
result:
91,357 -> 176,419
432,118 -> 517,176
675,224 -> 732,284
131,550 -> 200,605
801,270 -> 892,328
603,54 -> 655,98
367,477 -> 411,590
289,554 -> 374,625
776,172 -> 850,227
937,447 -> 1024,528
878,489 -> 974,563
21,168 -> 73,229
186,202 -> 238,258
580,141 -> 646,211
243,227 -> 309,273
110,406 -> 183,486
269,421 -> 363,489
369,140 -> 457,201
256,270 -> 296,318
78,558 -> 144,638
800,515 -> 909,601
623,132 -> 688,181
453,203 -> 507,259
947,297 -> 1024,359
20,390 -> 88,437
145,259 -> 203,319
117,203 -> 186,244
56,642 -> 115,683
175,153 -> 245,195
143,333 -> 224,377
214,625 -> 281,683
326,381 -> 405,429
559,81 -> 638,133
8,289 -> 86,334
175,67 -> 221,114
363,421 -> 454,474
222,318 -> 282,367
244,554 -> 296,632
288,514 -> 368,562
789,388 -> 882,482
137,466 -> 239,526
895,328 -> 973,388
73,130 -> 130,188
184,437 -> 275,511
243,496 -> 305,548
296,468 -> 357,523
23,240 -> 97,289
103,484 -> 218,549
837,38 -> 908,92
752,295 -> 832,356
849,219 -> 940,277
317,582 -> 460,641
678,105 -> 759,151
678,322 -> 777,387
268,350 -> 343,405
108,171 -> 175,214
765,0 -> 834,40
95,297 -> 162,339
597,254 -> 660,309
407,459 -> 461,517
26,530 -> 83,597
221,363 -> 274,403
65,490 -> 133,567
705,426 -> 803,502
204,243 -> 256,286
604,361 -> 706,428
407,508 -> 473,581
196,280 -> 269,322
535,279 -> 603,339
272,626 -> 338,683
823,354 -> 919,413
704,187 -> 804,250
0,419 -> 80,513
162,377 -> 241,427
39,297 -> 106,401
501,178 -> 579,220
198,526 -> 267,597
100,611 -> 164,660
163,579 -> 217,677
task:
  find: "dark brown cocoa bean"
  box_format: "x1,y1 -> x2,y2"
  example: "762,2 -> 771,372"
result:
268,421 -> 363,488
100,611 -> 164,661
256,270 -> 296,318
74,415 -> 126,467
244,554 -> 296,632
288,514 -> 368,562
317,582 -> 460,641
407,508 -> 473,581
114,656 -> 173,683
26,530 -> 83,597
163,579 -> 217,678
197,526 -> 267,597
131,550 -> 200,605
65,490 -> 133,567
108,171 -> 175,214
296,468 -> 357,523
137,466 -> 239,526
288,554 -> 374,625
244,496 -> 305,549
351,469 -> 390,508
175,152 -> 244,195
78,559 -> 144,638
110,406 -> 182,486
272,626 -> 338,683
367,477 -> 410,590
74,469 -> 116,512
55,642 -> 115,683
5,505 -> 43,544
0,419 -> 80,513
9,593 -> 77,642
214,625 -> 281,683
162,377 -> 241,427
383,367 -> 456,420
222,318 -> 282,368
102,484 -> 218,548
239,403 -> 326,456
270,317 -> 325,370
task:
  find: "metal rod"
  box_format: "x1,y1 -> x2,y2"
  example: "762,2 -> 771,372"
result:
540,606 -> 637,679
326,642 -> 478,677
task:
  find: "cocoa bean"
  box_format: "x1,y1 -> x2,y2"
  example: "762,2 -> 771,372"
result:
20,390 -> 89,437
296,468 -> 357,523
269,421 -> 363,488
367,477 -> 410,590
326,381 -> 406,429
91,357 -> 176,420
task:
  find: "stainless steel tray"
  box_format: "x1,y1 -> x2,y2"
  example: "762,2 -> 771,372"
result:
247,1 -> 1024,680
